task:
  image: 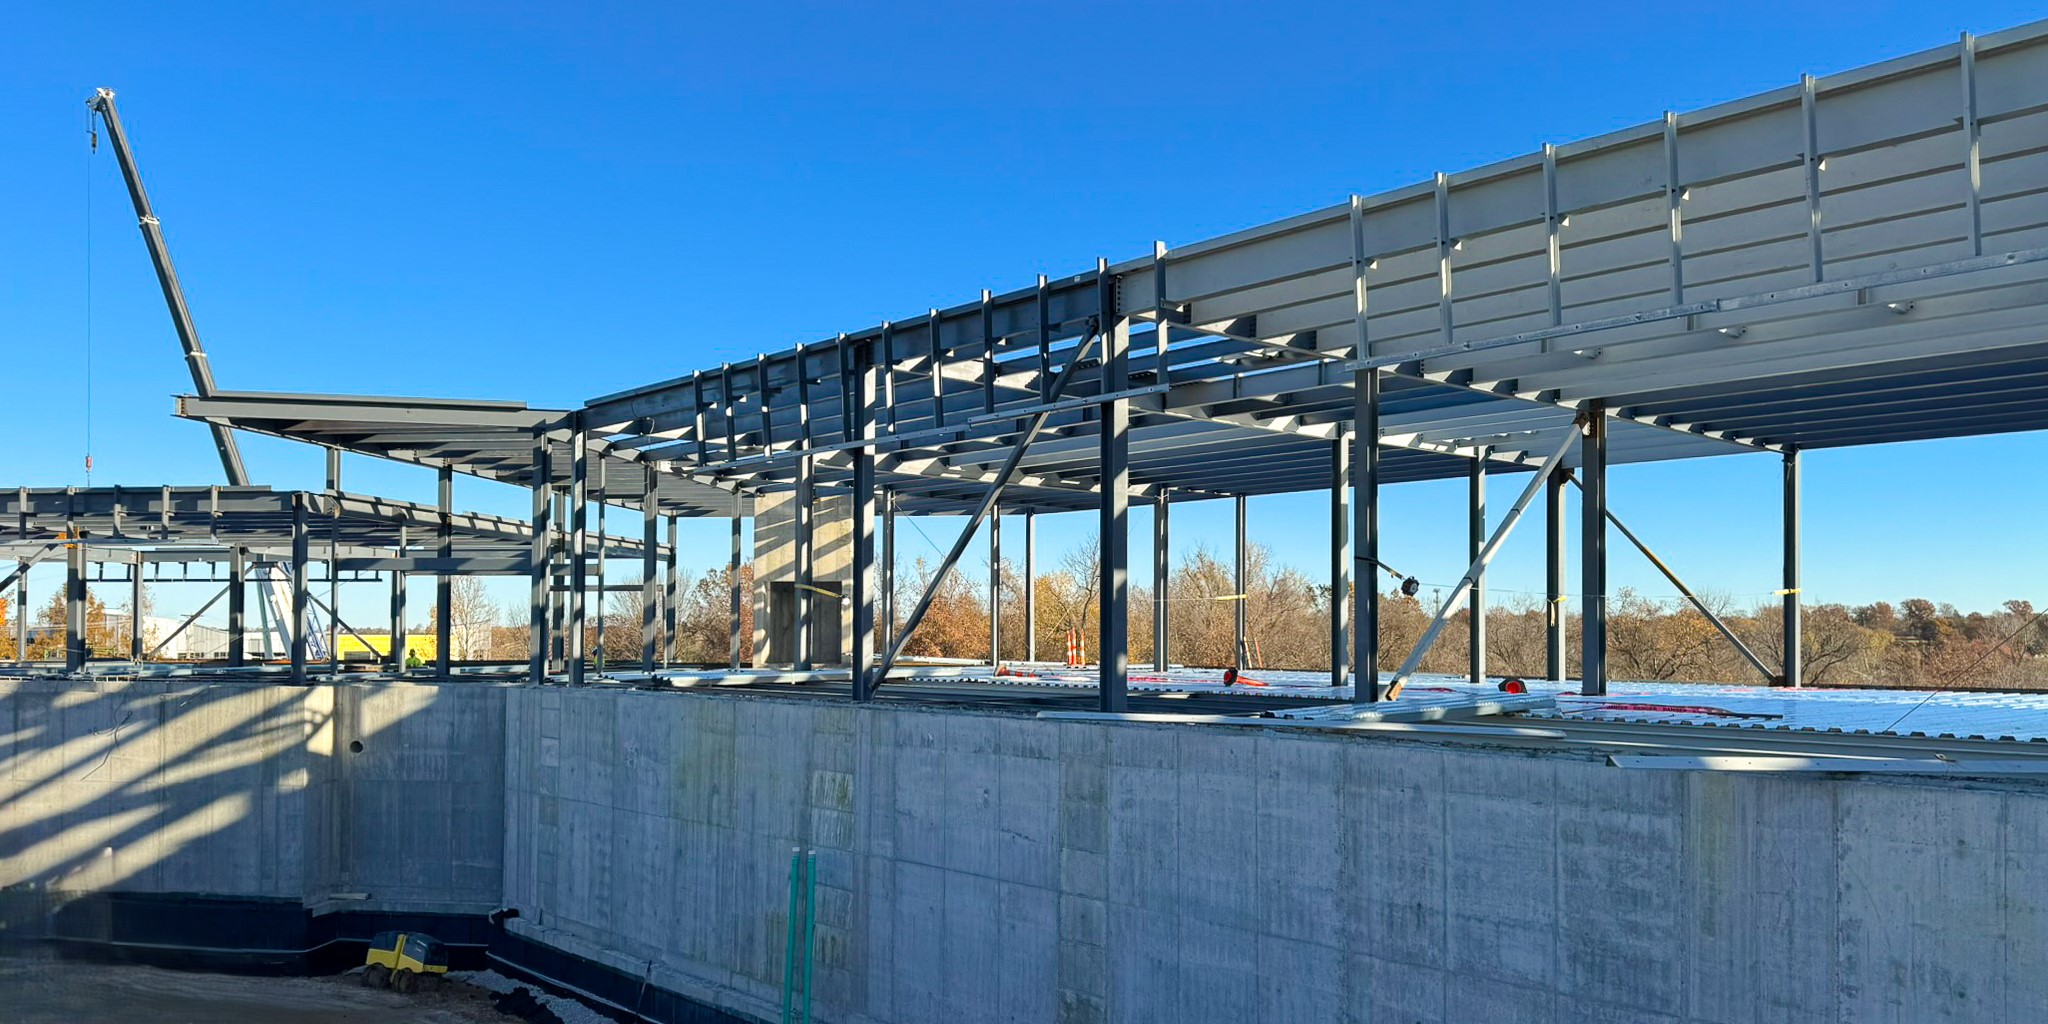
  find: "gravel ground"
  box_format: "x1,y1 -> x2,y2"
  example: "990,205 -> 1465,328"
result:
0,954 -> 532,1023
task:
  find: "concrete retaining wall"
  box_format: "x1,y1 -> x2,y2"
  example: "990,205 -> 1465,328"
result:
503,687 -> 2048,1024
7,678 -> 2044,1022
0,678 -> 504,922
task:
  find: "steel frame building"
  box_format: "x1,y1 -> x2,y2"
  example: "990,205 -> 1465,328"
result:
170,24 -> 2048,708
2,484 -> 663,683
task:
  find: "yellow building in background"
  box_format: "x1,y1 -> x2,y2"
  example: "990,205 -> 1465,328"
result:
336,634 -> 437,663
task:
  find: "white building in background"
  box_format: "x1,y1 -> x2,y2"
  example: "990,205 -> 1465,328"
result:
140,615 -> 232,661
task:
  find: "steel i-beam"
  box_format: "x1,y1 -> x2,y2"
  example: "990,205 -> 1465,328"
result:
1153,493 -> 1170,673
1783,448 -> 1802,687
1330,440 -> 1350,687
1469,451 -> 1488,685
1581,404 -> 1609,697
1545,468 -> 1566,681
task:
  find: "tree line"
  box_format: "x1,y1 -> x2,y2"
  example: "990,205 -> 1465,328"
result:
5,545 -> 2040,690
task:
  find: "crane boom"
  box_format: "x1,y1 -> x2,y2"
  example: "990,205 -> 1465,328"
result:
87,87 -> 249,486
87,88 -> 327,664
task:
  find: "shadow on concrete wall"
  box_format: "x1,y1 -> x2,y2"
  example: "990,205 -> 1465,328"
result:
0,679 -> 485,951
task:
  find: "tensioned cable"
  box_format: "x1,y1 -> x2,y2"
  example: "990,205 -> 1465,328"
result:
84,108 -> 96,485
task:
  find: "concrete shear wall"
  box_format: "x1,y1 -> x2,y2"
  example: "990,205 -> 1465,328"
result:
0,678 -> 504,925
6,679 -> 2047,1022
502,686 -> 2048,1024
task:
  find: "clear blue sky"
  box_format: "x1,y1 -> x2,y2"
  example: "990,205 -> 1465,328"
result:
5,2 -> 2046,626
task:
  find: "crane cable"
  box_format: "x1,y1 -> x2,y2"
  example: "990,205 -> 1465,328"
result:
84,108 -> 96,484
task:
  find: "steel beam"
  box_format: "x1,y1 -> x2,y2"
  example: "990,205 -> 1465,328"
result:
1545,468 -> 1566,681
391,525 -> 410,671
1353,370 -> 1380,700
1468,452 -> 1487,685
876,320 -> 1105,686
1330,439 -> 1350,686
436,465 -> 453,675
1389,419 -> 1582,696
290,493 -> 309,684
664,515 -> 679,668
881,490 -> 896,653
569,429 -> 589,685
1025,511 -> 1037,663
12,561 -> 25,664
851,351 -> 879,700
1581,404 -> 1609,696
146,584 -> 229,660
1153,493 -> 1170,673
1562,470 -> 1775,684
531,436 -> 552,683
1783,448 -> 1802,687
642,465 -> 659,672
794,455 -> 814,670
129,552 -> 145,661
228,547 -> 246,667
1099,289 -> 1131,712
729,490 -> 743,670
65,539 -> 86,672
1234,495 -> 1249,670
989,503 -> 1002,665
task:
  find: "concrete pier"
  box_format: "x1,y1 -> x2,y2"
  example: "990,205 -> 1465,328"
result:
5,678 -> 2046,1023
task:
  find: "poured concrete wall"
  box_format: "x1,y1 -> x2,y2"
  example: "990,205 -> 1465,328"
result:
503,687 -> 2048,1024
0,678 -> 504,922
8,678 -> 2045,1022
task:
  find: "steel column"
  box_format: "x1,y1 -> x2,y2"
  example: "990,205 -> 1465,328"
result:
1234,495 -> 1249,670
290,493 -> 309,685
1783,448 -> 1803,687
13,562 -> 25,664
596,470 -> 608,670
1153,493 -> 1170,673
794,455 -> 814,670
391,525 -> 409,671
664,516 -> 679,668
850,350 -> 879,700
228,547 -> 246,667
1330,440 -> 1350,687
129,552 -> 145,661
1024,512 -> 1037,663
730,490 -> 743,669
436,465 -> 453,676
1099,288 -> 1131,712
65,540 -> 86,673
1581,405 -> 1609,697
1353,370 -> 1380,700
881,490 -> 896,653
550,491 -> 566,672
1468,452 -> 1488,685
569,429 -> 589,685
989,504 -> 1002,665
642,465 -> 659,672
530,436 -> 552,683
1545,468 -> 1566,681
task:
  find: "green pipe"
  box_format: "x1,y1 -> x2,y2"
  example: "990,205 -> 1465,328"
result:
780,847 -> 800,1024
803,849 -> 817,1024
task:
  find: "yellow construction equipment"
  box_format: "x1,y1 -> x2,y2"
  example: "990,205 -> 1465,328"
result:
361,930 -> 449,993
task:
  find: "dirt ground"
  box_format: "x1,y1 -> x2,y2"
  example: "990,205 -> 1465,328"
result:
0,955 -> 526,1023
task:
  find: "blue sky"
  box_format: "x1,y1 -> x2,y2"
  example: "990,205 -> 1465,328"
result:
5,2 -> 2047,625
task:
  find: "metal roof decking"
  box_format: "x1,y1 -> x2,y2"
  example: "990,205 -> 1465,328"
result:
558,22 -> 2048,512
173,24 -> 2048,516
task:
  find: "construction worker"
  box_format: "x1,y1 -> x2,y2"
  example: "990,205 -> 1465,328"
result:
405,647 -> 424,670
